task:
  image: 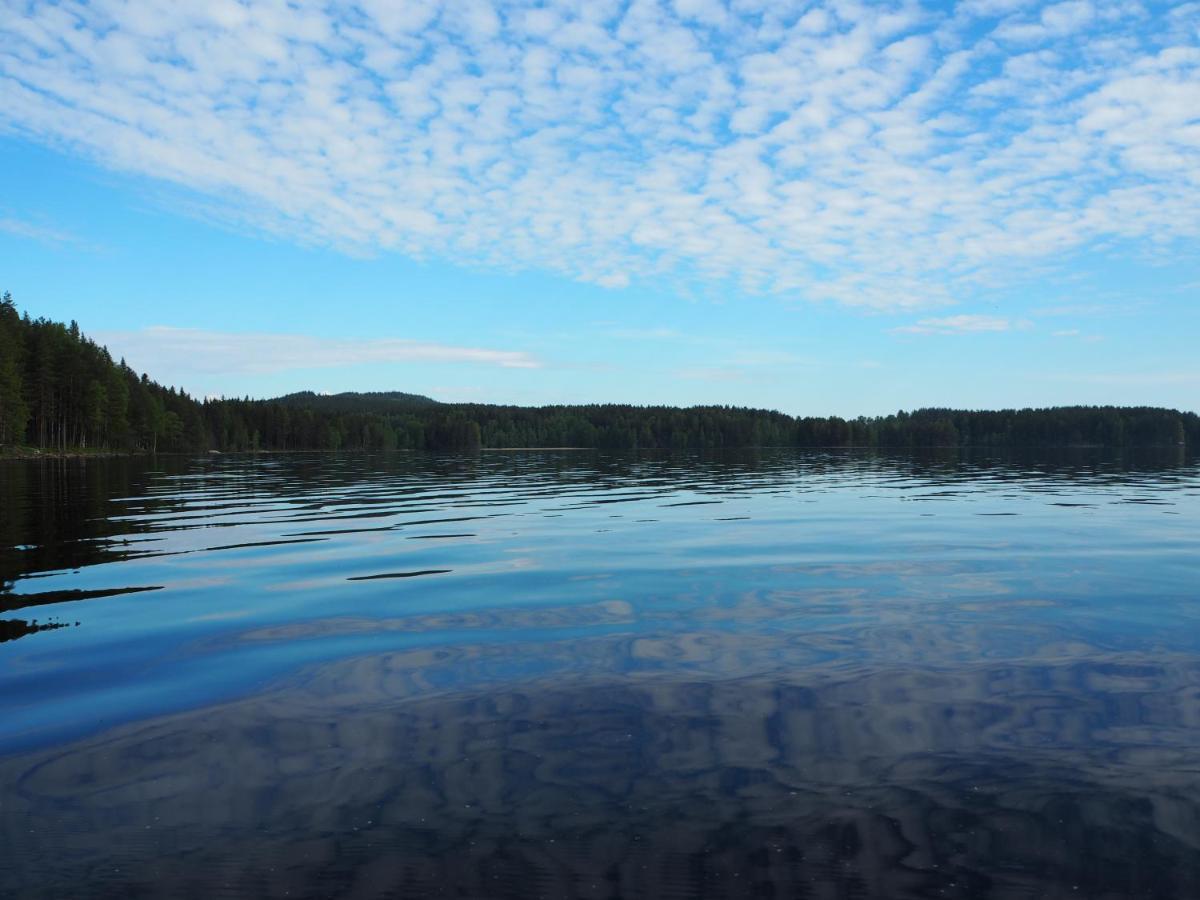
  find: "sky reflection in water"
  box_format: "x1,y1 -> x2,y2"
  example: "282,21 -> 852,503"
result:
1,449 -> 1199,898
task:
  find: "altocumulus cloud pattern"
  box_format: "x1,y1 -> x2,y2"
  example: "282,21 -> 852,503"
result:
2,0 -> 1198,309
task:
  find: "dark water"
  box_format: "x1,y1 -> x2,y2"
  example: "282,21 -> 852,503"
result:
2,449 -> 1199,899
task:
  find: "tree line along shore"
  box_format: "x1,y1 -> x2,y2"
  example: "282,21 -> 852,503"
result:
1,293 -> 1196,455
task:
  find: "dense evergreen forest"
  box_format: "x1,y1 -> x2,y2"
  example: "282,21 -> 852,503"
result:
1,293 -> 1197,454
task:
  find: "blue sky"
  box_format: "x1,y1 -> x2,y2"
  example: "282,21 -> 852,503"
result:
1,0 -> 1197,415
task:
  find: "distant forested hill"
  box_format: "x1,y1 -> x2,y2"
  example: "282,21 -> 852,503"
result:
273,391 -> 440,412
1,293 -> 1196,454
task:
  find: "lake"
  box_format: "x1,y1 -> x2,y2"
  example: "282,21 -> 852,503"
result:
2,449 -> 1199,899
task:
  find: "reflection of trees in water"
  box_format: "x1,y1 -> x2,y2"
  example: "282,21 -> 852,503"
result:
0,618 -> 73,642
3,446 -> 1195,586
4,640 -> 1200,899
2,447 -> 1196,639
0,457 -> 157,591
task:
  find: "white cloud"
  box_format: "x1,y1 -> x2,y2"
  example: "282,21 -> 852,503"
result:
1,1 -> 1197,310
93,326 -> 541,379
1042,1 -> 1094,34
1050,328 -> 1104,342
891,314 -> 1024,334
0,215 -> 79,245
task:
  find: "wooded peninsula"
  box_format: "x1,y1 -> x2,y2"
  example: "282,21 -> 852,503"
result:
1,293 -> 1195,454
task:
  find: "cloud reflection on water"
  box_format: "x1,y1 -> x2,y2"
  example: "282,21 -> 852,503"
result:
2,448 -> 1199,897
4,627 -> 1200,898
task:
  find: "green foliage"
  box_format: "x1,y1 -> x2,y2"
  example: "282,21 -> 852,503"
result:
0,291 -> 29,446
272,391 -> 439,412
0,291 -> 1197,455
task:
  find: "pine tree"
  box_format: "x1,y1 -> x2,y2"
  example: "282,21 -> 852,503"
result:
0,291 -> 29,446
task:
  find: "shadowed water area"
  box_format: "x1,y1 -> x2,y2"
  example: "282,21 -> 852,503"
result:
2,449 -> 1199,899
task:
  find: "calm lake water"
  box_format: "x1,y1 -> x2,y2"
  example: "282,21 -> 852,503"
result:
2,449 -> 1200,899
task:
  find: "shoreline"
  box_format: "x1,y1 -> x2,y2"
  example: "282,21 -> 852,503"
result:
0,448 -> 140,461
1,442 -> 1189,461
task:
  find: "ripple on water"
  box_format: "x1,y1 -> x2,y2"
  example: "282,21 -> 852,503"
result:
1,448 -> 1199,898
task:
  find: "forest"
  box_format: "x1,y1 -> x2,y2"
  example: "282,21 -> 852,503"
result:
1,293 -> 1197,454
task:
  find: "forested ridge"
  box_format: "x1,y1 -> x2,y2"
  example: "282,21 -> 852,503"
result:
1,293 -> 1196,454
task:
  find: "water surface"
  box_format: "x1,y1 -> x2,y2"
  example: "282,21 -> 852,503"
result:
2,449 -> 1199,898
